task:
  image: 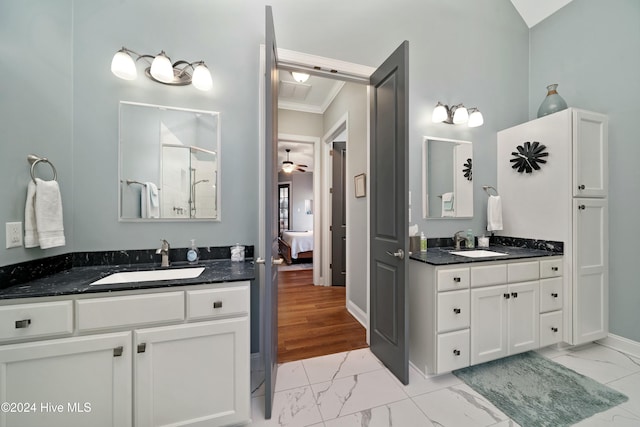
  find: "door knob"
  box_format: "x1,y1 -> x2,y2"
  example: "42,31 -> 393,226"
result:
255,257 -> 265,264
272,257 -> 284,265
385,249 -> 405,260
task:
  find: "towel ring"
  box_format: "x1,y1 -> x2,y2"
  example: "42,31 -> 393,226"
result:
482,185 -> 499,196
27,154 -> 57,183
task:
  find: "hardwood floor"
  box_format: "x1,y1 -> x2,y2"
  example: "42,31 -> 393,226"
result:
277,269 -> 368,363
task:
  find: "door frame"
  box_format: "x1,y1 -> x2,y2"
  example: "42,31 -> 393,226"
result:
258,47 -> 375,361
278,133 -> 322,286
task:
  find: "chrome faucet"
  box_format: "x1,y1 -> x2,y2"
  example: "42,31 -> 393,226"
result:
453,230 -> 466,250
156,239 -> 171,267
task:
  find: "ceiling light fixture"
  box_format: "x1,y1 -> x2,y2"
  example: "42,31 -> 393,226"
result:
291,71 -> 310,83
432,102 -> 484,127
111,47 -> 213,91
282,149 -> 295,174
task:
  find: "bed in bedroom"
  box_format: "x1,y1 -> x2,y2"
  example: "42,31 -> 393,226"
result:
278,230 -> 313,265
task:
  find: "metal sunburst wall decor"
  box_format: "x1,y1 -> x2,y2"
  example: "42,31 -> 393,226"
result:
463,158 -> 472,181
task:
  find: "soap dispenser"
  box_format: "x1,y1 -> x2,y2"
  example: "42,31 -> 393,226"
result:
187,239 -> 200,264
466,229 -> 475,249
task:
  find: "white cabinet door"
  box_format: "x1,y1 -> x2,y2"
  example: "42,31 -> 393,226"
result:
507,281 -> 539,354
134,318 -> 250,427
471,285 -> 508,365
573,110 -> 608,198
0,332 -> 132,427
573,198 -> 608,344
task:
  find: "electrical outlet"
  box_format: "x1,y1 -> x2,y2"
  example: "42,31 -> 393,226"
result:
6,222 -> 23,249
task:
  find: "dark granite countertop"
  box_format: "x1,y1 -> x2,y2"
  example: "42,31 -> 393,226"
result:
409,244 -> 562,266
0,259 -> 255,300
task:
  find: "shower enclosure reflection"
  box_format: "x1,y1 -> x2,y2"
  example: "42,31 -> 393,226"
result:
119,102 -> 220,221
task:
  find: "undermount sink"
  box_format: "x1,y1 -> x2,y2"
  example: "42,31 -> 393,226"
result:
89,267 -> 205,286
449,250 -> 508,258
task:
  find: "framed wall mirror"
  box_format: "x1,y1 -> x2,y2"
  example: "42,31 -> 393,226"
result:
422,136 -> 473,219
119,102 -> 221,221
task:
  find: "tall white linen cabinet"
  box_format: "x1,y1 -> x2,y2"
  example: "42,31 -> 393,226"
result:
497,108 -> 608,346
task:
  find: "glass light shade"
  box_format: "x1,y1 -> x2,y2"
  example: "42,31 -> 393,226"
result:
282,162 -> 295,173
150,52 -> 174,83
291,72 -> 310,83
468,109 -> 484,127
192,64 -> 213,91
431,104 -> 448,123
111,50 -> 137,80
453,106 -> 469,124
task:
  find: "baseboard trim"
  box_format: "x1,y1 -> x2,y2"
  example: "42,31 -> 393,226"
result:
597,333 -> 640,359
347,300 -> 367,329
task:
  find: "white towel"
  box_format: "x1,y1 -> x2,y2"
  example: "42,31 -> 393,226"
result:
29,178 -> 66,249
142,182 -> 160,218
24,181 -> 39,248
487,195 -> 503,231
441,192 -> 454,217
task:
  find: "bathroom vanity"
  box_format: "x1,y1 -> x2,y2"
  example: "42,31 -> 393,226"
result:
409,246 -> 563,375
0,259 -> 253,427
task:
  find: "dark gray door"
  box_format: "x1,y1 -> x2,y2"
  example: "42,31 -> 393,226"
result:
263,5 -> 279,419
332,141 -> 347,287
369,41 -> 409,384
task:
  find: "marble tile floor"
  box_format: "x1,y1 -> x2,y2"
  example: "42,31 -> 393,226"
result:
247,343 -> 640,427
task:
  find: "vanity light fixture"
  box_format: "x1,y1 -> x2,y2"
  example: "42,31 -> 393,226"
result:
432,102 -> 484,127
291,71 -> 310,83
111,47 -> 213,91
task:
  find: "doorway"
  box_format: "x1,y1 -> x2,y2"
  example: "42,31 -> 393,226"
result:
276,71 -> 367,363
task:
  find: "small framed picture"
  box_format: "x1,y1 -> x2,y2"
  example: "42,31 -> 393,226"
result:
354,173 -> 366,198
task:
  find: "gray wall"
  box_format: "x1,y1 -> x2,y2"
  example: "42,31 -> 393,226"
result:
323,83 -> 368,312
529,0 -> 640,341
289,173 -> 313,231
278,109 -> 324,138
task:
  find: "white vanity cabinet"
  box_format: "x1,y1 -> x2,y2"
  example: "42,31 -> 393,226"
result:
0,282 -> 251,427
409,257 -> 563,375
0,332 -> 132,427
498,108 -> 608,346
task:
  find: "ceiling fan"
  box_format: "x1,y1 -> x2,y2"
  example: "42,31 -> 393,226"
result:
281,148 -> 307,173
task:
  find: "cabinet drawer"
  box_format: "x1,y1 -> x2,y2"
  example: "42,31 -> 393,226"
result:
540,258 -> 563,278
540,277 -> 563,313
508,261 -> 539,283
471,264 -> 507,288
437,290 -> 470,333
77,291 -> 184,331
0,301 -> 73,341
187,286 -> 249,320
437,268 -> 469,291
437,329 -> 470,373
540,311 -> 563,347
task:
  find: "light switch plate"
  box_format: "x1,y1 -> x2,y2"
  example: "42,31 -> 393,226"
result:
6,222 -> 23,248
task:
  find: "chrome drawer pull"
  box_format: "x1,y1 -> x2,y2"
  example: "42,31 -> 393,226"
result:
511,292 -> 518,298
551,266 -> 559,272
453,308 -> 461,314
213,301 -> 223,309
113,346 -> 124,357
453,349 -> 461,356
137,343 -> 147,353
504,293 -> 510,299
578,184 -> 585,190
551,293 -> 559,298
453,277 -> 461,283
551,327 -> 559,333
15,319 -> 31,329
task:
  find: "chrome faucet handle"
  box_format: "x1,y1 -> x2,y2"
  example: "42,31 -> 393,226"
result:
453,230 -> 466,250
156,239 -> 170,254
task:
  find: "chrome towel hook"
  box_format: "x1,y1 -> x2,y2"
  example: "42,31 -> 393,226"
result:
482,185 -> 499,196
27,154 -> 57,183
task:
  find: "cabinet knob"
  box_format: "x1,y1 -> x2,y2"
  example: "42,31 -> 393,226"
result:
15,319 -> 31,329
578,205 -> 586,210
551,266 -> 559,272
453,277 -> 461,283
213,301 -> 223,309
453,308 -> 461,314
551,293 -> 558,298
453,349 -> 461,356
137,343 -> 147,353
511,292 -> 518,298
503,293 -> 510,299
578,184 -> 585,190
113,346 -> 124,357
551,327 -> 559,333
